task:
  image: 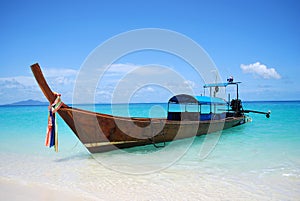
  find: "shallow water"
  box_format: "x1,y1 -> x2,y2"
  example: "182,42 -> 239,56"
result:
0,101 -> 299,200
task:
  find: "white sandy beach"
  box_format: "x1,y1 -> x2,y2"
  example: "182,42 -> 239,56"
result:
1,175 -> 270,201
1,145 -> 299,201
0,178 -> 95,201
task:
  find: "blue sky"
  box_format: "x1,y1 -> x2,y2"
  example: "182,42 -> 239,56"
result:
0,0 -> 299,104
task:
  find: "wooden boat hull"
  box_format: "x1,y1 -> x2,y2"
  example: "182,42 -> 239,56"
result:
31,63 -> 247,153
58,106 -> 245,153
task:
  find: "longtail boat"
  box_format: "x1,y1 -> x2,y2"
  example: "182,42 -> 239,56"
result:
31,63 -> 270,153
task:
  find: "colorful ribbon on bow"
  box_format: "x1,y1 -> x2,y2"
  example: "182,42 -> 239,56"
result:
45,93 -> 63,152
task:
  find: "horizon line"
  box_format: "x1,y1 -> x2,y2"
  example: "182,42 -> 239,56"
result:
2,99 -> 300,106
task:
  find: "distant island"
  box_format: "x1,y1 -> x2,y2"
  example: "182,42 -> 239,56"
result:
4,99 -> 48,106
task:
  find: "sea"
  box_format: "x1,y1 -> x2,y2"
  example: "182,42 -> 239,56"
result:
0,101 -> 300,200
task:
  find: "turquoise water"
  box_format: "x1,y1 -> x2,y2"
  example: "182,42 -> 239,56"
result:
0,102 -> 300,199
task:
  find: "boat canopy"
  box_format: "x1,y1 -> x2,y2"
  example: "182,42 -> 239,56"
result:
168,94 -> 226,105
203,82 -> 241,88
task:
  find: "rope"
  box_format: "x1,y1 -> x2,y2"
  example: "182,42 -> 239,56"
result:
149,120 -> 166,148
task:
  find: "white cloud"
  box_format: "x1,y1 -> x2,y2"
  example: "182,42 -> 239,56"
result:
0,64 -> 201,104
0,76 -> 43,104
145,86 -> 155,92
103,63 -> 139,74
0,76 -> 36,87
184,80 -> 196,88
240,62 -> 281,79
44,68 -> 78,77
0,67 -> 78,104
92,64 -> 200,103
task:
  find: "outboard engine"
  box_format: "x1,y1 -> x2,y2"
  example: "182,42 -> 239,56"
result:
230,99 -> 243,116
